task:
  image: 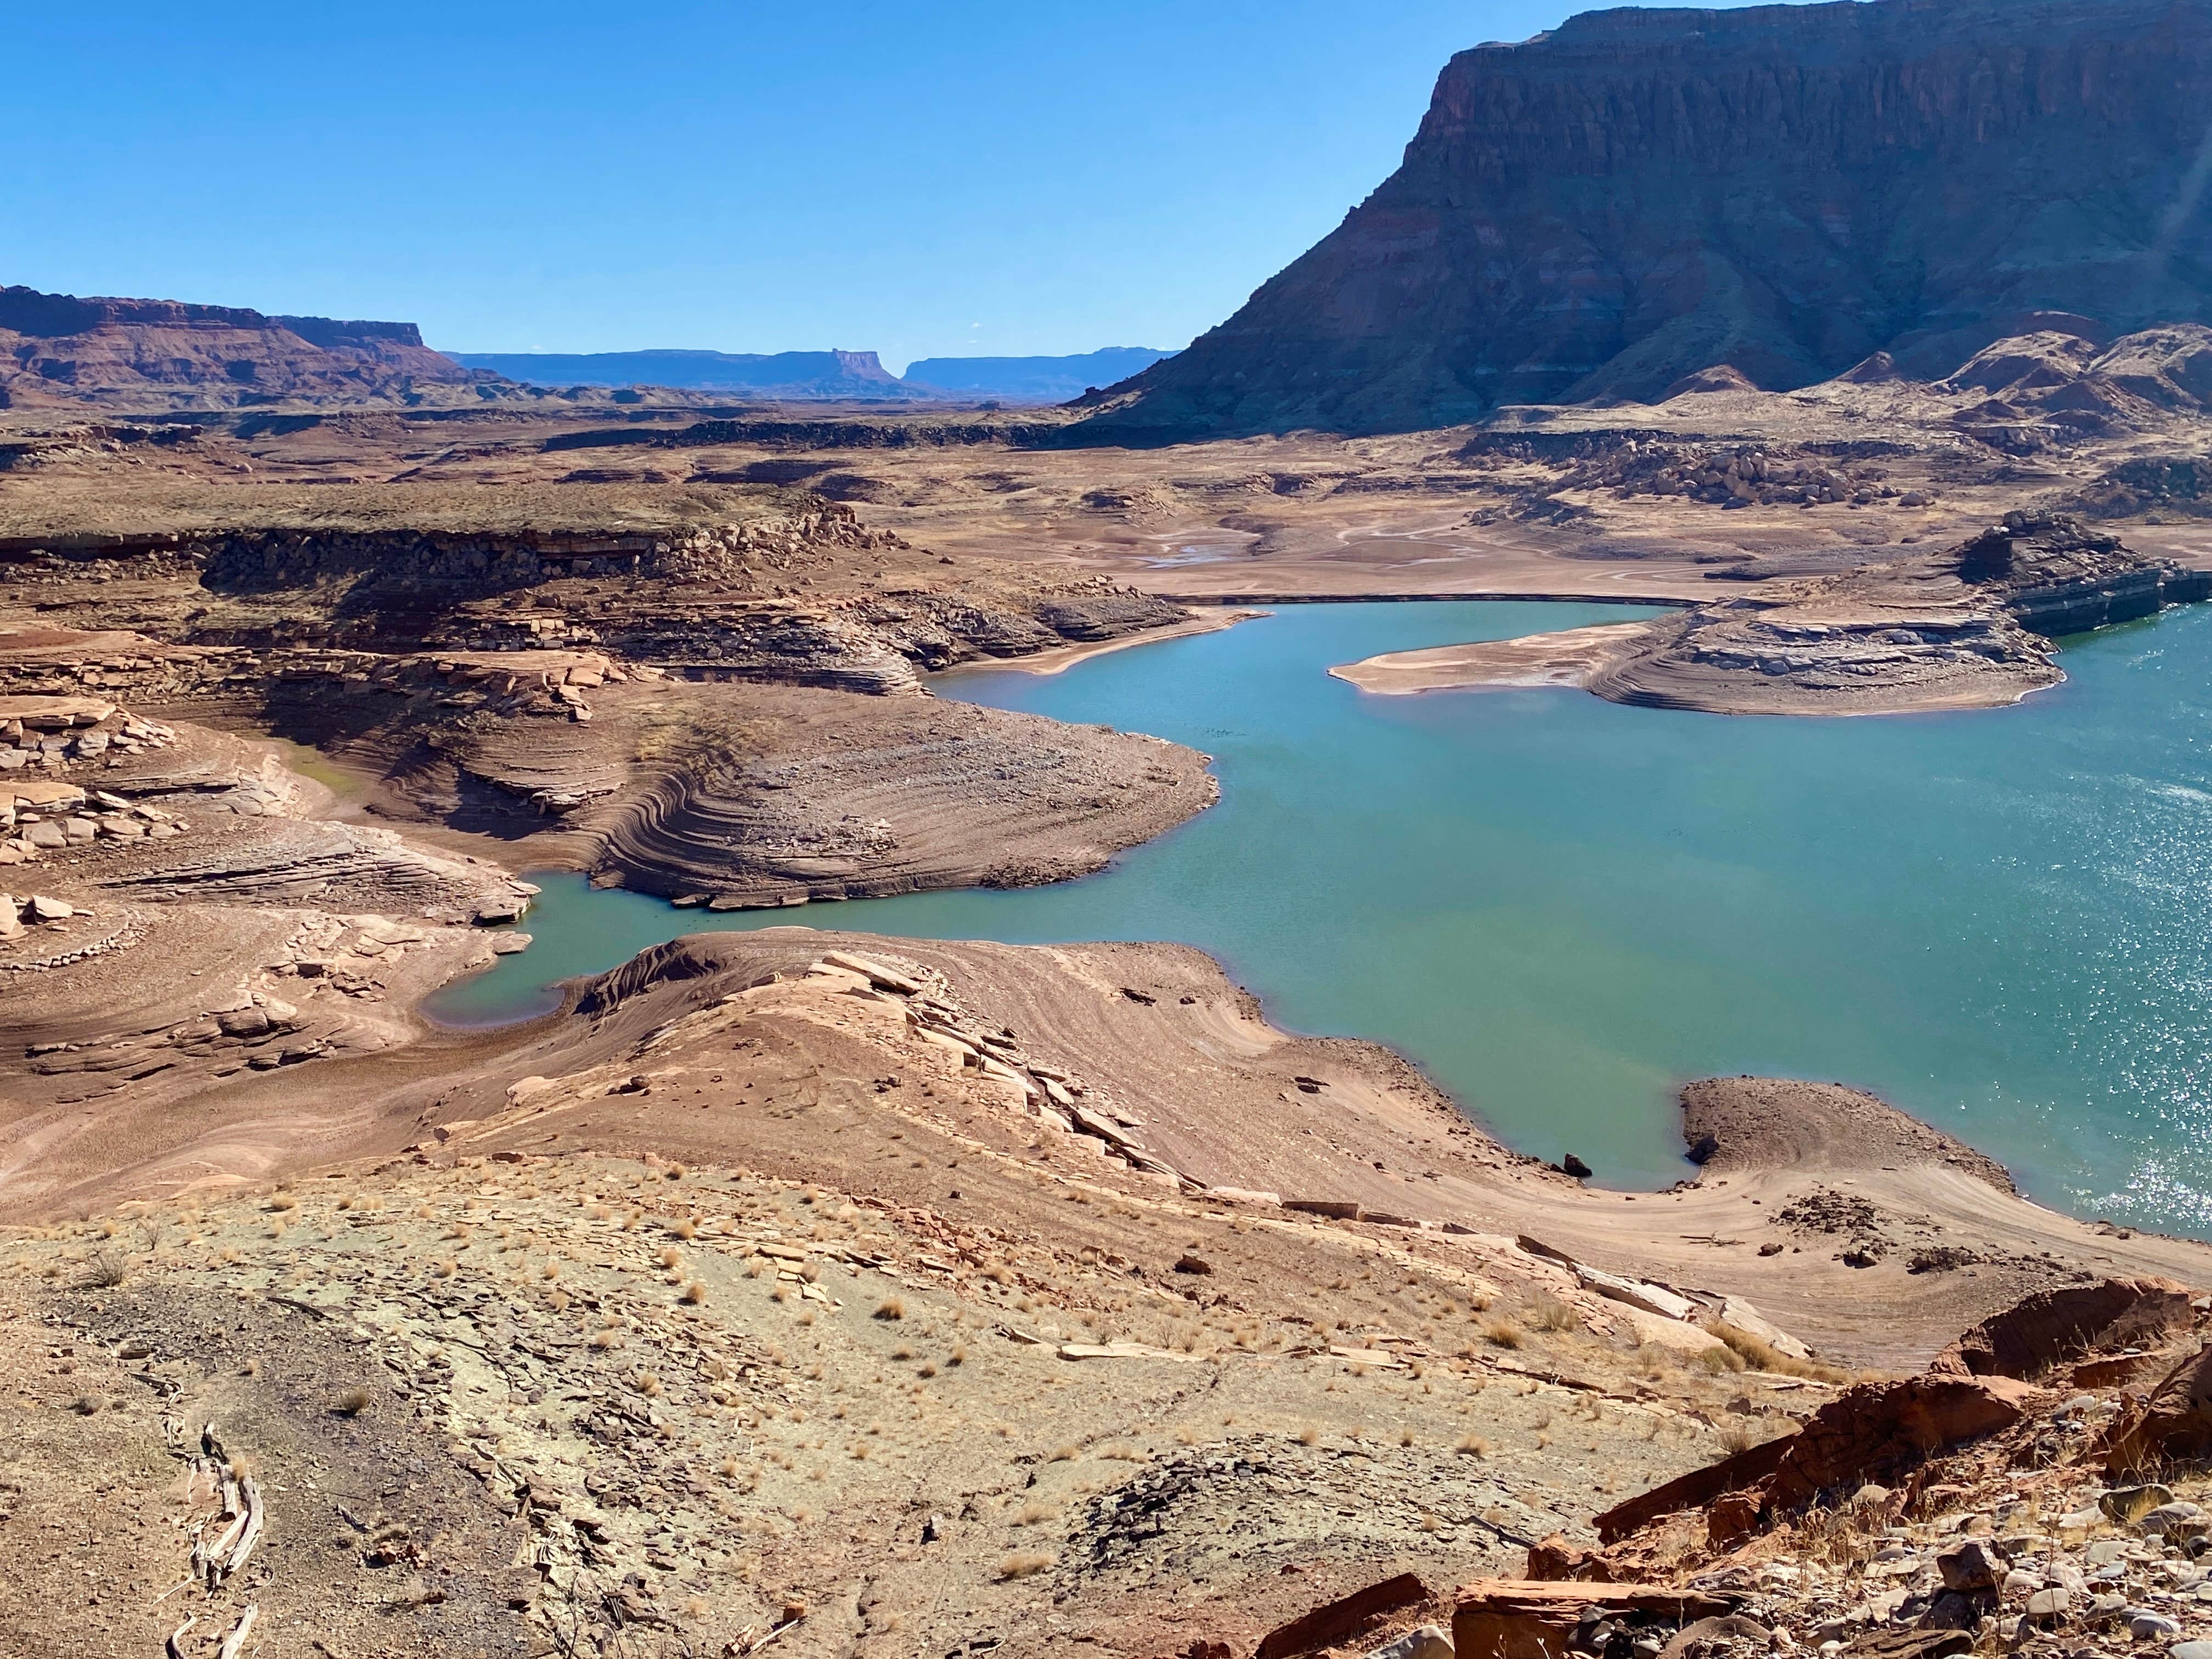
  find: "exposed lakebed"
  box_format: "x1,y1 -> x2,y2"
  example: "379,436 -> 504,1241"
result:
428,600 -> 2212,1237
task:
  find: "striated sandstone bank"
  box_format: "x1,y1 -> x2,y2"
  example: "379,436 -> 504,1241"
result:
1336,514 -> 2211,715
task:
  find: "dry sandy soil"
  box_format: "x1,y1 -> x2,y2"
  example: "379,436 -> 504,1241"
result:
4,388 -> 2212,1657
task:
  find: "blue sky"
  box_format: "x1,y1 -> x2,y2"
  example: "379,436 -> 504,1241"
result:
6,2 -> 1762,370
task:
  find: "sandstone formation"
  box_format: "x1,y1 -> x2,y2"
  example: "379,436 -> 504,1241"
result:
0,286 -> 498,411
1338,514 -> 2209,715
1070,0 -> 2212,439
3,278 -> 2212,1659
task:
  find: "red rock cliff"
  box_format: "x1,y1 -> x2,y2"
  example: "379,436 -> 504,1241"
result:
1073,0 -> 2212,438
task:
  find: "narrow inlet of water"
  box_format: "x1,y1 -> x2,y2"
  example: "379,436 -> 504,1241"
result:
426,599 -> 2212,1239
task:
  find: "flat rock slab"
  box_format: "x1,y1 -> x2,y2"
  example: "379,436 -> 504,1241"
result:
1055,1342 -> 1204,1363
0,695 -> 118,728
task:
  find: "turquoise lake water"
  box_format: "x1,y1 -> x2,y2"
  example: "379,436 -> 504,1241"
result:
426,600 -> 2212,1238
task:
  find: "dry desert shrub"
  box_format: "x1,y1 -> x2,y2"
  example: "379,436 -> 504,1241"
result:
1719,1423 -> 1764,1456
1694,1344 -> 1748,1376
682,1281 -> 708,1305
1529,1295 -> 1581,1333
873,1297 -> 905,1321
1455,1433 -> 1491,1458
1481,1318 -> 1525,1350
1708,1322 -> 1852,1384
332,1386 -> 374,1417
997,1553 -> 1053,1580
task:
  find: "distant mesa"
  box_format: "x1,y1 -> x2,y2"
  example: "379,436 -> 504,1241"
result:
901,347 -> 1176,404
448,348 -> 938,402
1069,0 -> 2212,441
453,346 -> 1179,405
0,284 -> 489,411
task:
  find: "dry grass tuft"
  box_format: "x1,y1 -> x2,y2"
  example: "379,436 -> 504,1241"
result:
1455,1432 -> 1492,1458
997,1552 -> 1053,1580
333,1386 -> 375,1417
1709,1322 -> 1853,1384
681,1280 -> 708,1305
1528,1295 -> 1581,1333
873,1297 -> 905,1321
1481,1318 -> 1524,1350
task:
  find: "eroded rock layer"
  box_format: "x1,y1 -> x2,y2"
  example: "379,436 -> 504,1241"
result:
1075,0 -> 2212,438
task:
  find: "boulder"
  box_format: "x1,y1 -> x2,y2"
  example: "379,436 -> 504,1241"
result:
1930,1279 -> 2193,1380
1711,1296 -> 1815,1362
1256,1572 -> 1428,1659
1451,1582 -> 1732,1659
1656,1616 -> 1773,1659
1595,1374 -> 2031,1543
2024,1588 -> 2071,1622
1372,1627 -> 1453,1659
2100,1484 -> 2175,1525
27,894 -> 72,921
2101,1344 -> 2212,1475
1936,1539 -> 2007,1593
216,1007 -> 272,1039
1525,1535 -> 1615,1583
1762,1374 -> 2034,1511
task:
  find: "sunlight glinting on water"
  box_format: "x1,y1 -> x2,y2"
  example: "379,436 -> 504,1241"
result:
427,600 -> 2212,1238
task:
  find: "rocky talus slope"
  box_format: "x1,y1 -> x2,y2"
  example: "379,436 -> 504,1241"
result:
1072,0 -> 2212,439
1,927 -> 2207,1658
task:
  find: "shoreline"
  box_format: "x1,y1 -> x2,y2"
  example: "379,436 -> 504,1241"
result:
946,606 -> 1265,678
9,610 -> 2208,1360
396,925 -> 2209,1369
1159,589 -> 1700,608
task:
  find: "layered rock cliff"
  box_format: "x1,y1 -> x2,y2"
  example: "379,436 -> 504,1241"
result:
1071,0 -> 2212,440
0,286 -> 491,410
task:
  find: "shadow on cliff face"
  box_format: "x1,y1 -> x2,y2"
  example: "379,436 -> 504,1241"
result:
1057,0 -> 2212,445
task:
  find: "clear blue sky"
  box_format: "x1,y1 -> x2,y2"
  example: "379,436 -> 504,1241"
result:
5,2 -> 1760,371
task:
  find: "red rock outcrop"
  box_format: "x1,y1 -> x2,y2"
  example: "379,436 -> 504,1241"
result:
0,285 -> 490,410
1928,1278 -> 2194,1381
1592,1374 -> 2033,1544
2101,1342 -> 2212,1475
1073,0 -> 2212,438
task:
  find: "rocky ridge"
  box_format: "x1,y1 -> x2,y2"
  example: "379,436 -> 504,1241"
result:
1073,0 -> 2212,439
0,286 -> 498,412
1338,514 -> 2209,716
